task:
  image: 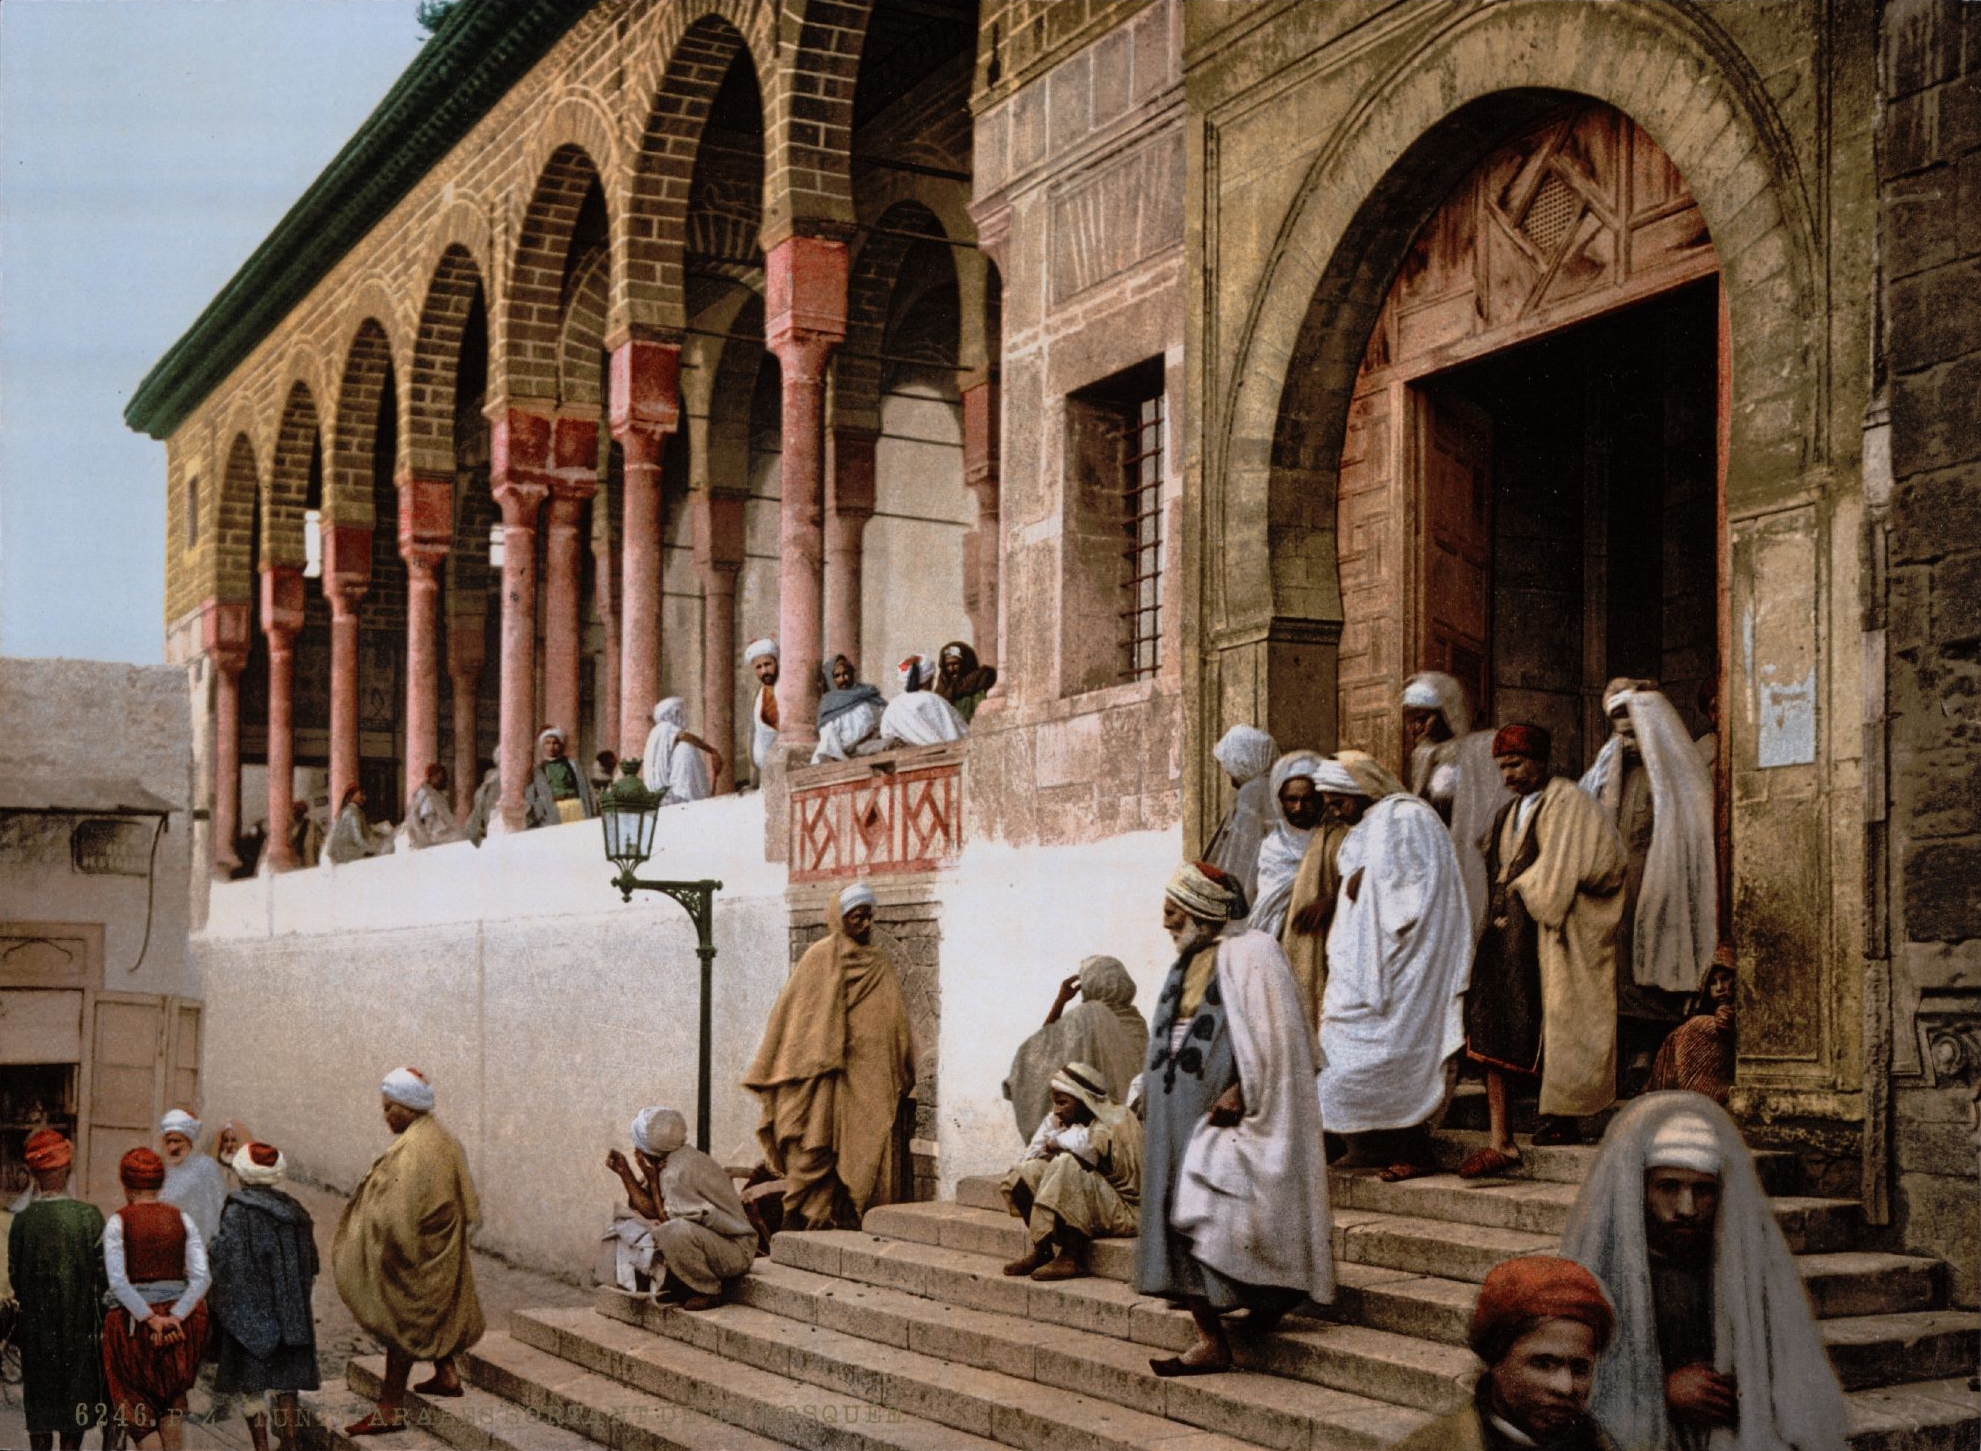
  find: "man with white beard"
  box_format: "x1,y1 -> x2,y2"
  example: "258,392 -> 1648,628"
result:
1135,861 -> 1333,1377
1317,768 -> 1472,1182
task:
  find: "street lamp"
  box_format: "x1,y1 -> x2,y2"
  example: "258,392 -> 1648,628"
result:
597,760 -> 724,1152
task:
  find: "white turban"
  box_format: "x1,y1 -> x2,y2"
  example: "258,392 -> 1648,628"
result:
838,882 -> 877,914
744,638 -> 778,663
630,1106 -> 687,1157
231,1142 -> 286,1187
651,696 -> 685,726
1310,759 -> 1368,797
381,1066 -> 435,1113
1401,677 -> 1444,710
537,725 -> 567,745
160,1108 -> 201,1140
1213,724 -> 1278,784
1646,1111 -> 1723,1175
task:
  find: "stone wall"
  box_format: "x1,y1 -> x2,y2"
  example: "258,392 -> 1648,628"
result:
965,0 -> 1188,852
1872,0 -> 1981,1305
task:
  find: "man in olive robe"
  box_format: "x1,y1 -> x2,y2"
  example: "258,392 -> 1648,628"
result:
744,882 -> 916,1231
8,1130 -> 106,1450
1462,724 -> 1627,1175
332,1067 -> 485,1436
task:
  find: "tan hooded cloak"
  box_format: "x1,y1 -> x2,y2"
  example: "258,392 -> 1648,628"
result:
1508,777 -> 1627,1117
331,1112 -> 484,1362
744,900 -> 916,1226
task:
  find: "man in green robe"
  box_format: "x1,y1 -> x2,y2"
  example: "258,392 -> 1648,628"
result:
8,1129 -> 106,1450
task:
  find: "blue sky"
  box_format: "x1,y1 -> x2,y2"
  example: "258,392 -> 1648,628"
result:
0,0 -> 427,663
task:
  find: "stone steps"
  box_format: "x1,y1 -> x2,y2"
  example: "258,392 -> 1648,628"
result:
714,1258 -> 1439,1446
345,1351 -> 611,1450
931,1187 -> 1945,1320
522,1298 -> 1282,1451
1420,1131 -> 1803,1193
302,1378 -> 456,1451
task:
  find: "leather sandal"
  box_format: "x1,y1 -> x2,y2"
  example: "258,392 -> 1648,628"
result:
1151,1355 -> 1231,1378
412,1378 -> 464,1397
1458,1147 -> 1523,1179
1377,1162 -> 1435,1183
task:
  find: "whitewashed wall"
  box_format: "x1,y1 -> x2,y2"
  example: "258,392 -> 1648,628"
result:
934,825 -> 1182,1190
197,793 -> 787,1275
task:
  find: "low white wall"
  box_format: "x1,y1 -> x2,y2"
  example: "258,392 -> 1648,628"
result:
197,793 -> 788,1276
934,825 -> 1182,1191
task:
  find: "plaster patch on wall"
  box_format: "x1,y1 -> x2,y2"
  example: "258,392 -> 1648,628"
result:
1758,666 -> 1818,766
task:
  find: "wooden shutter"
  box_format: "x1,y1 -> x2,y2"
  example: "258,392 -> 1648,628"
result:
81,993 -> 167,1210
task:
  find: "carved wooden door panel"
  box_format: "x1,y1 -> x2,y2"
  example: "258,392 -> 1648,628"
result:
1419,389 -> 1493,716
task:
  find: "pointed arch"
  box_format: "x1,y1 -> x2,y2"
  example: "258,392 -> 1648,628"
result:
834,200 -> 953,432
624,12 -> 763,340
407,243 -> 491,474
502,143 -> 607,402
266,381 -> 321,569
328,319 -> 399,525
216,432 -> 261,602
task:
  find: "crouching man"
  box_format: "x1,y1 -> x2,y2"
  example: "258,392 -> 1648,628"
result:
1396,1256 -> 1619,1451
603,1107 -> 758,1311
1000,1062 -> 1141,1282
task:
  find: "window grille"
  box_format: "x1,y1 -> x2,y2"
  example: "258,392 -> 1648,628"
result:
1119,393 -> 1165,680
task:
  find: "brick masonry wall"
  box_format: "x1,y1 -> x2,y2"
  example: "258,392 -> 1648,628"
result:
1875,0 -> 1981,1305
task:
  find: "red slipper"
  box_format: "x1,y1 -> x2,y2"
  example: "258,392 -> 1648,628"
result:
343,1411 -> 407,1436
1458,1147 -> 1522,1179
413,1378 -> 465,1397
1377,1162 -> 1435,1183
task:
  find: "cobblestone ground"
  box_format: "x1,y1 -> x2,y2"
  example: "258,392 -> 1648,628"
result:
0,1179 -> 591,1449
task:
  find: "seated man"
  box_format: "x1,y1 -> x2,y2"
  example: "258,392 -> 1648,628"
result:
872,655 -> 967,751
601,1107 -> 758,1311
1000,1062 -> 1141,1282
525,726 -> 594,826
1396,1256 -> 1619,1451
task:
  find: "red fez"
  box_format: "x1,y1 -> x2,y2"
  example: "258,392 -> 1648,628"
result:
248,1142 -> 281,1169
24,1129 -> 72,1172
119,1146 -> 167,1191
1491,723 -> 1552,761
1469,1256 -> 1615,1365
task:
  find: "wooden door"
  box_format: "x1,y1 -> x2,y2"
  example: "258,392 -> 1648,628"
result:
81,993 -> 167,1209
1419,389 -> 1494,714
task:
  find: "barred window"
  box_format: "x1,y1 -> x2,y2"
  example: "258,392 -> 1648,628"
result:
1119,393 -> 1165,680
1063,357 -> 1167,696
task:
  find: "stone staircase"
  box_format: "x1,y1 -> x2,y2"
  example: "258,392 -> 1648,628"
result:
305,1135 -> 1979,1451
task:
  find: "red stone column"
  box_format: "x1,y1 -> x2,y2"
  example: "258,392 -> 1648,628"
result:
397,470 -> 452,801
825,428 -> 877,663
490,407 -> 554,834
321,524 -> 371,814
447,620 -> 483,819
766,235 -> 849,745
610,339 -> 682,759
961,378 -> 1002,665
261,567 -> 306,871
544,412 -> 600,746
201,600 -> 251,878
693,490 -> 747,792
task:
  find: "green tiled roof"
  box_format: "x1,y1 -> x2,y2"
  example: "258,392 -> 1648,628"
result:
125,0 -> 595,440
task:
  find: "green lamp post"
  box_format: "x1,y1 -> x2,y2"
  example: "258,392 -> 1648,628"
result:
598,760 -> 723,1152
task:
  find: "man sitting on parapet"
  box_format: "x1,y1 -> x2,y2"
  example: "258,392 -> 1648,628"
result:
525,725 -> 594,826
600,1107 -> 758,1311
1561,1093 -> 1847,1451
1000,1061 -> 1141,1282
